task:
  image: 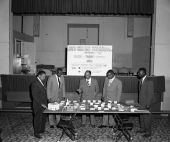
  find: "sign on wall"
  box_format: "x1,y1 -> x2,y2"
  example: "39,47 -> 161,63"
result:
67,45 -> 112,76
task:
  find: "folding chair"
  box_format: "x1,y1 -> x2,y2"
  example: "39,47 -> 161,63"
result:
57,114 -> 78,141
113,114 -> 133,142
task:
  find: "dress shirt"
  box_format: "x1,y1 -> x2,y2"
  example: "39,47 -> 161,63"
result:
139,75 -> 147,92
86,78 -> 91,86
55,75 -> 61,88
37,77 -> 44,86
108,76 -> 115,86
142,75 -> 147,83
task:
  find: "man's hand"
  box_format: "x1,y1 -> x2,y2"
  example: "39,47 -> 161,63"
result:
48,98 -> 54,103
145,105 -> 150,110
63,97 -> 66,100
76,89 -> 82,94
41,104 -> 47,109
101,96 -> 104,102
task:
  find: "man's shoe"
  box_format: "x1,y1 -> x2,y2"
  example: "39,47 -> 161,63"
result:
109,125 -> 116,128
98,125 -> 107,128
143,133 -> 151,138
34,133 -> 42,139
50,125 -> 54,128
39,130 -> 44,133
40,130 -> 49,134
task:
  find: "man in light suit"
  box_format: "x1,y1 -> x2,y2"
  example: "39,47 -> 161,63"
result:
99,69 -> 122,128
47,68 -> 66,128
31,70 -> 47,138
77,70 -> 99,127
137,67 -> 154,138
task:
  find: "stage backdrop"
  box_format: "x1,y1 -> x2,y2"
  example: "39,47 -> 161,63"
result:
67,45 -> 112,76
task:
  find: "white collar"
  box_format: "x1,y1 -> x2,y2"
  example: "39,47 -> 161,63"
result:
86,78 -> 91,83
37,77 -> 44,86
109,76 -> 115,83
55,74 -> 61,84
142,75 -> 147,83
55,74 -> 61,79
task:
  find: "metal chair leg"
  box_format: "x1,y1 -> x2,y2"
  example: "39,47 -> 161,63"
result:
63,127 -> 75,141
58,129 -> 65,141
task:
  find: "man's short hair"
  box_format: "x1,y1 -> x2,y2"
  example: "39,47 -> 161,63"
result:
106,69 -> 115,75
37,70 -> 46,77
56,68 -> 62,73
138,67 -> 146,74
85,70 -> 91,75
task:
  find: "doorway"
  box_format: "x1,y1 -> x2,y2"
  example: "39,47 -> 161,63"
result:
67,24 -> 99,45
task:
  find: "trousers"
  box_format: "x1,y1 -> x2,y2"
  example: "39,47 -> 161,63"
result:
102,115 -> 116,126
34,109 -> 47,134
49,114 -> 61,126
140,114 -> 152,134
82,115 -> 95,125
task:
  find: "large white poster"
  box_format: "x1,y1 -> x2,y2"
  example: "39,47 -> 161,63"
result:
67,45 -> 112,76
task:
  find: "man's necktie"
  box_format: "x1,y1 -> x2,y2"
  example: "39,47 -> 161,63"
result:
87,80 -> 90,86
139,80 -> 142,92
58,77 -> 61,88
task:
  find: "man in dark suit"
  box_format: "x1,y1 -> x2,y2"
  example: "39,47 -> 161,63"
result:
137,67 -> 154,138
31,70 -> 47,138
77,70 -> 99,127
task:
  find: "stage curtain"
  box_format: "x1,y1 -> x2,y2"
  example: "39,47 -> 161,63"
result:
12,0 -> 154,15
1,75 -> 164,93
64,76 -> 139,93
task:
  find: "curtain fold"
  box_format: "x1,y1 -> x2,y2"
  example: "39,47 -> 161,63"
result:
12,0 -> 154,15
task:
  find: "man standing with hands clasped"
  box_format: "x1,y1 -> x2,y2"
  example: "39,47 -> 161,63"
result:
137,67 -> 154,138
47,68 -> 66,128
31,70 -> 47,139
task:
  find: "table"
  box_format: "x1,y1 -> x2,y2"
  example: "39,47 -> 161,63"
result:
44,100 -> 150,141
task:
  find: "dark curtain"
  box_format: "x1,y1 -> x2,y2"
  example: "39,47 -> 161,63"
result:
12,0 -> 154,15
1,75 -> 165,93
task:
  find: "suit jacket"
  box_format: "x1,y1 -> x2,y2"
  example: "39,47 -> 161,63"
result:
79,78 -> 99,100
47,74 -> 65,102
31,78 -> 47,113
138,77 -> 154,108
103,77 -> 122,102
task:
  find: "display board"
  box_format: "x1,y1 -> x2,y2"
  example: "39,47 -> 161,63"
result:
67,45 -> 112,76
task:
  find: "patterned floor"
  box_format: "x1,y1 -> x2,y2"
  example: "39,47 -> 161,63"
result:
0,113 -> 170,142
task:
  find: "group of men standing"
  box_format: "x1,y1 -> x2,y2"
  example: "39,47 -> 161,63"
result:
31,67 -> 154,139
